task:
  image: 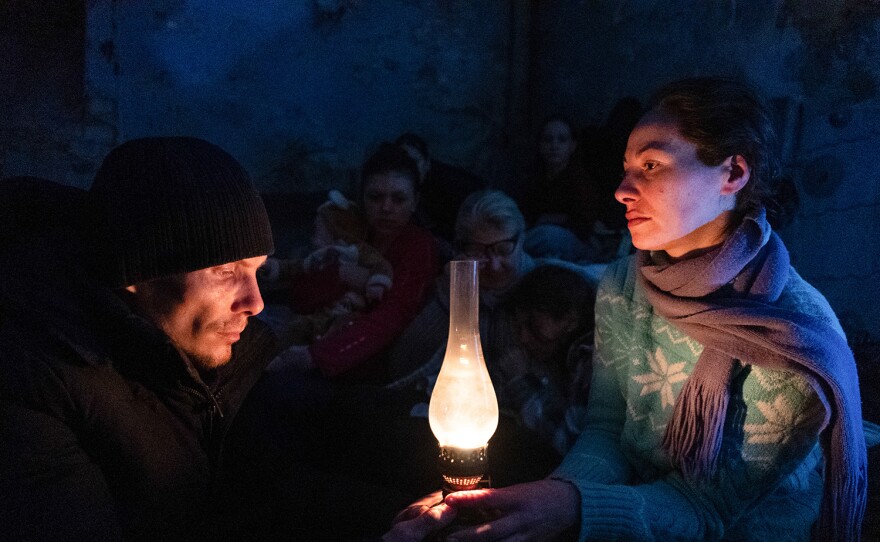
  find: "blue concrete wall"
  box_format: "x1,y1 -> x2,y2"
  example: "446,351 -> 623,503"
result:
85,0 -> 518,193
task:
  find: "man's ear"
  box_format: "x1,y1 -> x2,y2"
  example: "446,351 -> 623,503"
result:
125,285 -> 138,294
721,154 -> 751,196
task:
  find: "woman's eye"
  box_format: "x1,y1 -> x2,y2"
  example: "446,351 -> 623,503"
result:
643,162 -> 658,171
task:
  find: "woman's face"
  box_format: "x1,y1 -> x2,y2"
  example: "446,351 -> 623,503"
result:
458,224 -> 524,291
362,171 -> 418,238
539,120 -> 577,170
616,110 -> 740,258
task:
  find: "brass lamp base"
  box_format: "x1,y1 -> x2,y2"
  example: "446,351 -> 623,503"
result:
438,444 -> 489,494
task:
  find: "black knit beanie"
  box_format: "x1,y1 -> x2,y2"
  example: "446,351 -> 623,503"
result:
90,137 -> 274,287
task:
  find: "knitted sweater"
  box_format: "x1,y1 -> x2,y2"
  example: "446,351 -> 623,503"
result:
553,254 -> 844,541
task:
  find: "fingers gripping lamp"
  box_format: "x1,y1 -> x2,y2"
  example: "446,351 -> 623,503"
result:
428,260 -> 499,493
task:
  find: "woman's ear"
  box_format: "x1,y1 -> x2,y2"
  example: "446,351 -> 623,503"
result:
721,154 -> 751,196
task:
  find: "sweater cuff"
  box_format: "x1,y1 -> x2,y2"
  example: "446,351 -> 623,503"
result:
548,478 -> 649,541
553,451 -> 624,485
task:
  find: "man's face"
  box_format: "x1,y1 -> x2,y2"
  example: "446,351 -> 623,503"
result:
128,256 -> 267,370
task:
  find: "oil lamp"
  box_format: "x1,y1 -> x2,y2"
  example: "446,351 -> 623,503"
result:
428,259 -> 499,493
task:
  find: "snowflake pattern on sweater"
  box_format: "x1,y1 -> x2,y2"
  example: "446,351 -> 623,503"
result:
554,255 -> 839,541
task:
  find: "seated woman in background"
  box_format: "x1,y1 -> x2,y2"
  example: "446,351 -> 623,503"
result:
271,143 -> 438,381
259,189 -> 393,346
382,190 -> 597,487
520,117 -> 604,263
385,189 -> 536,390
405,77 -> 867,541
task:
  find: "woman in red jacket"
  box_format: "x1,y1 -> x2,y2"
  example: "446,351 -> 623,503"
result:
272,143 -> 439,381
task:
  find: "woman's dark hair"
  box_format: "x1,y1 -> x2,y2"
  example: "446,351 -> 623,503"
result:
649,77 -> 780,214
505,264 -> 596,334
360,142 -> 421,194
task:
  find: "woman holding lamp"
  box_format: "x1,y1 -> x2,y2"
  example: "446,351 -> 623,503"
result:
397,77 -> 866,541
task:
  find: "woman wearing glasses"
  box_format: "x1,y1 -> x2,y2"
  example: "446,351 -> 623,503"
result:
386,189 -> 536,388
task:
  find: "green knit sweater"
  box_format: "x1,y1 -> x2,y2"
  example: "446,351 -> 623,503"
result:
553,255 -> 846,541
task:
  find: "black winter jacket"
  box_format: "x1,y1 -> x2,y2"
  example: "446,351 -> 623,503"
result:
0,221 -> 278,540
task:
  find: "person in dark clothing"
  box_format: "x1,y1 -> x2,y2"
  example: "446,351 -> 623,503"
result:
0,138 -> 455,542
395,132 -> 486,260
0,138 -> 278,540
0,176 -> 89,328
520,117 -> 606,263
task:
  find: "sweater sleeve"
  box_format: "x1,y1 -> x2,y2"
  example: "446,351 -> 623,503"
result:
552,260 -> 827,541
553,264 -> 635,486
309,228 -> 438,378
556,390 -> 825,541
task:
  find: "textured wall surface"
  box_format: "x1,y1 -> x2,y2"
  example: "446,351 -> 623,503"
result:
1,0 -> 877,339
535,0 -> 880,341
83,0 -> 520,194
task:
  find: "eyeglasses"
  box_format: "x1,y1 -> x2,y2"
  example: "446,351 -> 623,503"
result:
457,235 -> 520,258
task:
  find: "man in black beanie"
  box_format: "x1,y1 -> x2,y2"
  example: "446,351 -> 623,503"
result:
0,137 -> 279,540
0,139 -> 458,542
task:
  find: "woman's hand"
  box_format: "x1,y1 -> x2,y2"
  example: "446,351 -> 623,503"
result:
441,480 -> 580,541
384,491 -> 456,542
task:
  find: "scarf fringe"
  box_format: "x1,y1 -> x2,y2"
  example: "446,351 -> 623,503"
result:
662,366 -> 730,480
814,428 -> 868,541
639,209 -> 867,539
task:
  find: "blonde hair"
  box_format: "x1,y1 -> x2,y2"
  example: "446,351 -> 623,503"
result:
454,190 -> 525,242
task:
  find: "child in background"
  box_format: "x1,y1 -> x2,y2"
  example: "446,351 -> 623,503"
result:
499,264 -> 596,455
260,190 -> 393,345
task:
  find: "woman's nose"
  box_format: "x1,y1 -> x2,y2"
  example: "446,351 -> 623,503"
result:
615,173 -> 638,204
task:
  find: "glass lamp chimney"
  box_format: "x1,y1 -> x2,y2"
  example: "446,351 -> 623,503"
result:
428,259 -> 499,492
